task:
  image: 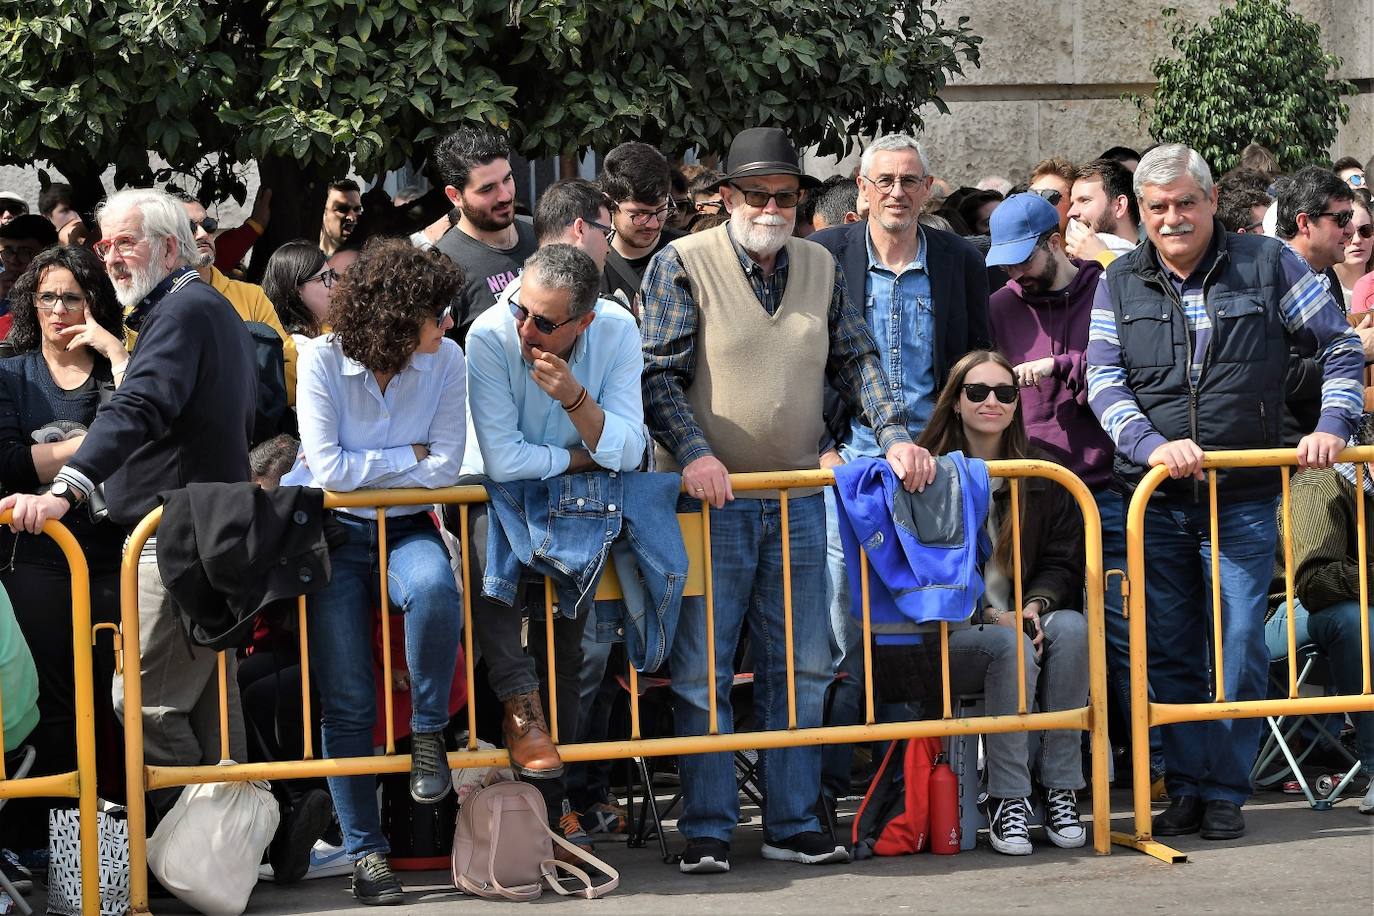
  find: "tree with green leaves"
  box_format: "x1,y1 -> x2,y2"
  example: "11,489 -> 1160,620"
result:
1138,0 -> 1353,174
0,0 -> 980,268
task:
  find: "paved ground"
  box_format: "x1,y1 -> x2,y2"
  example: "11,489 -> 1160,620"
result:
20,788 -> 1373,915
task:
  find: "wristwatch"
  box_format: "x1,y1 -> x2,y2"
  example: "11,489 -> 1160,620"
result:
49,479 -> 81,509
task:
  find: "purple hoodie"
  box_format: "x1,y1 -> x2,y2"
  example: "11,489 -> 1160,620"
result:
989,258 -> 1114,490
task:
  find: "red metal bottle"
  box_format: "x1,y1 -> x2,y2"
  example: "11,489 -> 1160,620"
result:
929,753 -> 960,855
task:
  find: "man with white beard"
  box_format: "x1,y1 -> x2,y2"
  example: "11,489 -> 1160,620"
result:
0,188 -> 257,792
640,127 -> 929,874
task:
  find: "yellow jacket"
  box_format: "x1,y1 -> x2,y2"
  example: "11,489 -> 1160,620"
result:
125,267 -> 298,405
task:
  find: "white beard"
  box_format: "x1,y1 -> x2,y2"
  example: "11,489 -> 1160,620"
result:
730,209 -> 793,259
111,259 -> 170,309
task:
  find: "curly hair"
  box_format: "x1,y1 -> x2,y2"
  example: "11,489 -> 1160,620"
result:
328,237 -> 464,374
6,245 -> 124,354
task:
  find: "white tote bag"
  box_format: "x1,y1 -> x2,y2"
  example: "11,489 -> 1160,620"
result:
146,763 -> 279,916
46,802 -> 130,916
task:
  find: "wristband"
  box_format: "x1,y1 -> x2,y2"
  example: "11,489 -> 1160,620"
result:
562,387 -> 588,413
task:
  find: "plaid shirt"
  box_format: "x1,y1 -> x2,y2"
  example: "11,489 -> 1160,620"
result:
641,225 -> 910,467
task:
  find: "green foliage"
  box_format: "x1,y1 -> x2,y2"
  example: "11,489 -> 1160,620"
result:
0,0 -> 980,201
1138,0 -> 1353,173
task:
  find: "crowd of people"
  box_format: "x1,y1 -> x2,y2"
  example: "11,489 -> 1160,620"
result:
0,122 -> 1371,908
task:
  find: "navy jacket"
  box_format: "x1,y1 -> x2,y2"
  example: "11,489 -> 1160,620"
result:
812,221 -> 991,445
69,268 -> 257,527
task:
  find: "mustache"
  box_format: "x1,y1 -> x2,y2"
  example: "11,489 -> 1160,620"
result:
1158,222 -> 1195,236
751,215 -> 788,227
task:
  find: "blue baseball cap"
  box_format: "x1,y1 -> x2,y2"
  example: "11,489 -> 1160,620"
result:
985,193 -> 1061,267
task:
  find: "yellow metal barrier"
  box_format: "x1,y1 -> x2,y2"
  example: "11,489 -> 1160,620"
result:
0,514 -> 100,916
1115,447 -> 1374,863
119,463 -> 1109,913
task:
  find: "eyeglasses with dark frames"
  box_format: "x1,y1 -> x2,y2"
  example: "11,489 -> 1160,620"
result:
585,218 -> 615,241
622,202 -> 675,227
304,267 -> 339,289
962,383 -> 1019,404
35,292 -> 86,312
860,174 -> 930,194
1312,209 -> 1356,229
728,184 -> 803,209
510,299 -> 579,335
1033,187 -> 1063,207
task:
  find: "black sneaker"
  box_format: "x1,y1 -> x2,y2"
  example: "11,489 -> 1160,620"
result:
270,789 -> 334,885
988,797 -> 1033,855
409,730 -> 451,804
0,848 -> 32,896
352,852 -> 404,906
1043,788 -> 1086,849
679,837 -> 731,874
761,830 -> 850,865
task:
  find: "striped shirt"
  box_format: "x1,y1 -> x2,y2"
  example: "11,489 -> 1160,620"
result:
1086,239 -> 1364,466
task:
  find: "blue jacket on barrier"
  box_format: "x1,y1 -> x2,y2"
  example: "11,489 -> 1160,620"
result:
482,471 -> 688,672
833,453 -> 991,644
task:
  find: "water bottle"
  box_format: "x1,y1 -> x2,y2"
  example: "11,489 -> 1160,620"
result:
930,752 -> 961,855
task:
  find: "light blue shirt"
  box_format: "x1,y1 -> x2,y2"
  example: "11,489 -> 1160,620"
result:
843,226 -> 935,459
281,334 -> 467,517
461,277 -> 646,481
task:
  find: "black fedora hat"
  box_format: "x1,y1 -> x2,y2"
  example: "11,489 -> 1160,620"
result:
719,127 -> 821,189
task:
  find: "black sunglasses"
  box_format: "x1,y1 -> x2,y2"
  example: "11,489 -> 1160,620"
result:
189,216 -> 219,234
1033,187 -> 1062,207
510,299 -> 579,335
1356,224 -> 1374,240
1313,209 -> 1355,229
729,184 -> 803,209
962,383 -> 1019,404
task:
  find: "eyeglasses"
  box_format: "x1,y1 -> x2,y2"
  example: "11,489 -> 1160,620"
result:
0,244 -> 41,262
35,292 -> 85,311
188,216 -> 219,234
695,199 -> 724,214
962,383 -> 1019,404
1349,174 -> 1366,188
729,184 -> 803,209
1313,209 -> 1356,229
860,174 -> 930,194
434,304 -> 453,327
91,234 -> 144,259
304,267 -> 338,289
672,197 -> 692,211
622,202 -> 675,227
1355,224 -> 1374,240
510,299 -> 579,335
585,218 -> 615,241
1033,187 -> 1063,207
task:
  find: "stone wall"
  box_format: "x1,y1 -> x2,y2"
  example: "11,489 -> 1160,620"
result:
807,0 -> 1374,185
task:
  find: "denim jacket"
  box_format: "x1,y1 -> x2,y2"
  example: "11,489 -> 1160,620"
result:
482,471 -> 688,672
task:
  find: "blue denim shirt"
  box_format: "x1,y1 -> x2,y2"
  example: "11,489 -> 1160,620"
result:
843,227 -> 935,459
481,471 -> 688,672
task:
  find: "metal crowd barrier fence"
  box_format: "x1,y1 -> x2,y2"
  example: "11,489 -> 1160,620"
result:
1115,447 -> 1374,863
0,515 -> 99,916
117,463 -> 1109,914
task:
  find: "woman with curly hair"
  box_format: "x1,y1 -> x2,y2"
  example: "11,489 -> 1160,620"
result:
261,240 -> 334,344
280,237 -> 466,905
0,245 -> 128,860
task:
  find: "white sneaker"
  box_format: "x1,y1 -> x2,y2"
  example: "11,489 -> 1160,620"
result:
988,797 -> 1033,855
1359,782 -> 1374,815
259,840 -> 352,881
1044,788 -> 1086,848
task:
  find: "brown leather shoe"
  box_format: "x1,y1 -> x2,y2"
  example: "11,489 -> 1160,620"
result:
502,691 -> 563,778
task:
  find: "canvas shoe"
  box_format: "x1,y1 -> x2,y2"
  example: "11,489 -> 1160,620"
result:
988,797 -> 1033,855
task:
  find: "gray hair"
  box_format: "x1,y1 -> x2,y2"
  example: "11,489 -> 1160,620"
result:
859,134 -> 931,179
1133,144 -> 1214,198
524,243 -> 600,318
96,188 -> 200,267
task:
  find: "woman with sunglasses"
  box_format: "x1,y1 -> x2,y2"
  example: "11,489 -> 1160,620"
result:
279,237 -> 466,905
1334,190 -> 1374,311
261,239 -> 337,345
917,349 -> 1088,857
0,245 -> 128,862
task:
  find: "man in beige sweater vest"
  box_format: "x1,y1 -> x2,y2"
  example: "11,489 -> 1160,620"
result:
641,128 -> 935,874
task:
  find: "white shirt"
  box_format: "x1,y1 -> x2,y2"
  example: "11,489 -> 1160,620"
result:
282,334 -> 467,517
461,277 -> 645,480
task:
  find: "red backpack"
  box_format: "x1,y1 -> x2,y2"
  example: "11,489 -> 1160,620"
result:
851,736 -> 941,858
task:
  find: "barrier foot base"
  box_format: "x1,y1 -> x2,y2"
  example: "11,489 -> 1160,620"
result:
1110,831 -> 1187,863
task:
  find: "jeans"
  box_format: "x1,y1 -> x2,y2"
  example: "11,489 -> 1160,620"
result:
566,625 -> 617,810
1142,497 -> 1278,805
671,494 -> 832,844
1275,599 -> 1374,774
821,488 -> 864,797
1096,488 -> 1165,775
308,513 -> 461,860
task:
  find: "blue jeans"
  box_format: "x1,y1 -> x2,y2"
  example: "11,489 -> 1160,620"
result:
307,512 -> 462,859
670,494 -> 832,844
1096,488 -> 1164,775
1142,497 -> 1277,805
821,488 -> 864,796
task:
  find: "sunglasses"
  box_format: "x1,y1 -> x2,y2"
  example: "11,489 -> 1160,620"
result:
1313,209 -> 1355,229
962,383 -> 1019,404
729,184 -> 803,209
510,299 -> 578,335
435,304 -> 453,327
1033,187 -> 1063,207
1349,174 -> 1366,188
188,216 -> 219,234
1354,224 -> 1374,240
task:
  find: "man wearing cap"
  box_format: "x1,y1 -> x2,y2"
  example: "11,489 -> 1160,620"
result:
641,127 -> 931,874
809,133 -> 989,803
1086,144 -> 1363,840
0,214 -> 59,339
0,193 -> 28,226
